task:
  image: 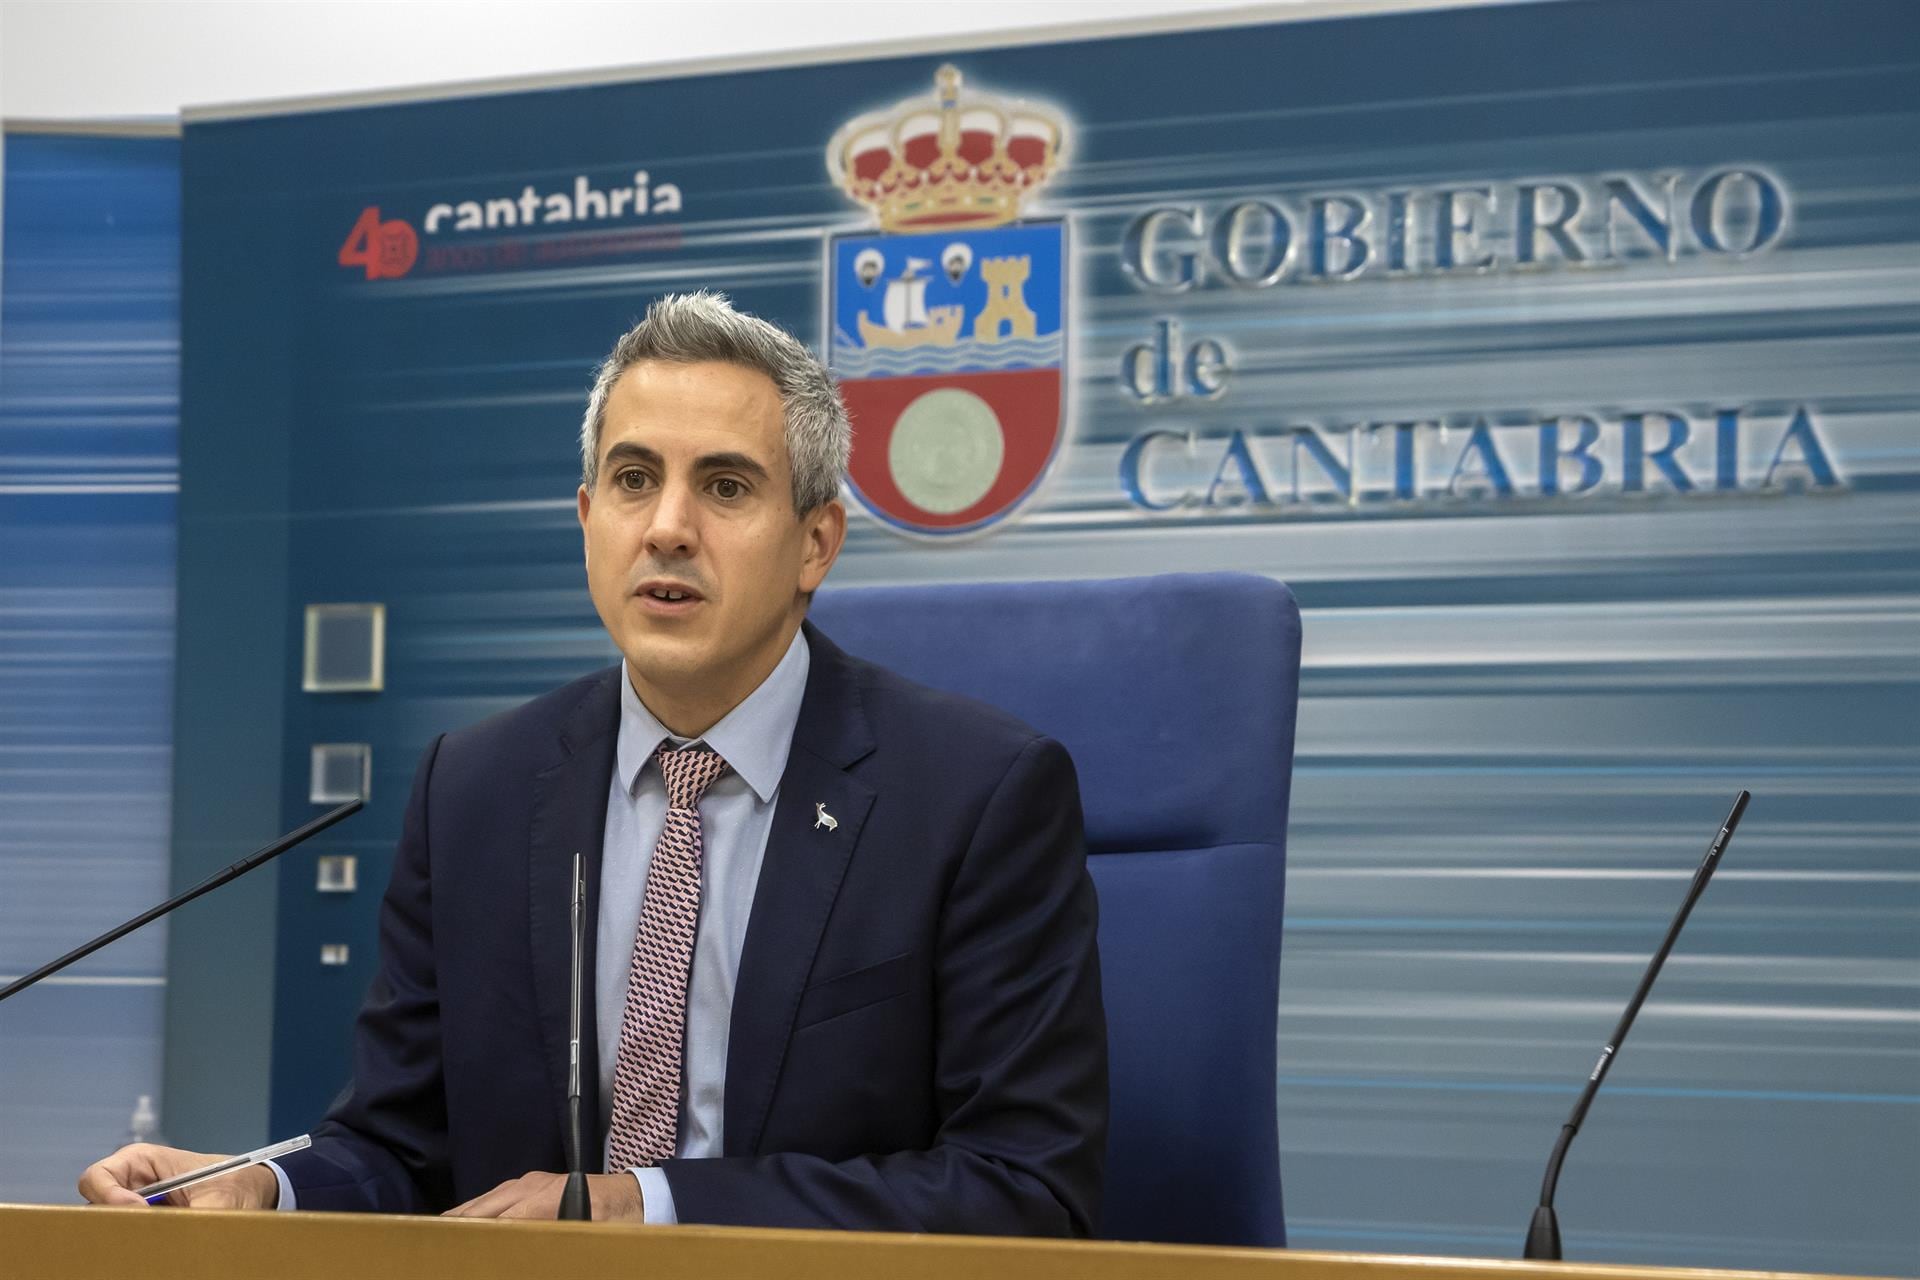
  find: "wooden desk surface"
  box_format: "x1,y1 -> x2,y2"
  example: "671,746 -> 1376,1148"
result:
0,1205 -> 1885,1280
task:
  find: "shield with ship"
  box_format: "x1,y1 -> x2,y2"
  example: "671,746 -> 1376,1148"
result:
824,66 -> 1069,537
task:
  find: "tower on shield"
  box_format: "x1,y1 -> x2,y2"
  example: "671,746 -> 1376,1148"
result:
825,66 -> 1070,537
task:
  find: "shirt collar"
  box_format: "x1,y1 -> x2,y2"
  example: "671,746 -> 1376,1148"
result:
615,627 -> 811,805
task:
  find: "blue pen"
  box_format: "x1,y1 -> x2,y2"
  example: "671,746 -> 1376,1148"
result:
135,1134 -> 311,1204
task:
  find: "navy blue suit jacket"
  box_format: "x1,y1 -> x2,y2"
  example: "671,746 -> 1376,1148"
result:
275,623 -> 1108,1235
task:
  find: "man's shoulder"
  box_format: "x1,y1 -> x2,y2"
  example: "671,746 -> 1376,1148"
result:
817,639 -> 1084,855
828,640 -> 1057,770
438,666 -> 620,763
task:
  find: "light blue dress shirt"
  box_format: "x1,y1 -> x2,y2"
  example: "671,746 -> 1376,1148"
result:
274,629 -> 810,1219
599,628 -> 809,1223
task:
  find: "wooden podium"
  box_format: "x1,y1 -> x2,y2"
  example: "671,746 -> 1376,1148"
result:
0,1206 -> 1875,1280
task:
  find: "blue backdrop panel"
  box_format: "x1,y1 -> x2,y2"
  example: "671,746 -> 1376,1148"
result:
171,1 -> 1917,1270
0,133 -> 181,1201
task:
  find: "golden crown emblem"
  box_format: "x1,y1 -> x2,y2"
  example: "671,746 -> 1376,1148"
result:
827,66 -> 1067,232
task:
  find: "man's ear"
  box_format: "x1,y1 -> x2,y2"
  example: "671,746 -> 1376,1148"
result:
798,498 -> 847,594
577,484 -> 593,569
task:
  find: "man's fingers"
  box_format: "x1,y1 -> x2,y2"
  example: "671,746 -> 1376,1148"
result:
79,1144 -> 239,1209
78,1144 -> 169,1205
499,1182 -> 562,1220
499,1189 -> 560,1220
77,1155 -> 136,1203
445,1176 -> 533,1218
445,1173 -> 562,1219
443,1185 -> 506,1217
77,1164 -> 127,1204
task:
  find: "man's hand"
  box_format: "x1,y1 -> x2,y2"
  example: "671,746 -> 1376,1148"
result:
444,1172 -> 644,1221
78,1144 -> 279,1209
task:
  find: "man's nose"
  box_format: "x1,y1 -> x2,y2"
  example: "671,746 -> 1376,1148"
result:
643,481 -> 700,558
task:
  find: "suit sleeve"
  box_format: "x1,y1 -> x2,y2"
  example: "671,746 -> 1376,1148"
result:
659,734 -> 1109,1236
271,735 -> 454,1213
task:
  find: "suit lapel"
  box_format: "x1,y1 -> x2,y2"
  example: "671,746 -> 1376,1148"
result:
723,625 -> 877,1157
526,667 -> 621,1172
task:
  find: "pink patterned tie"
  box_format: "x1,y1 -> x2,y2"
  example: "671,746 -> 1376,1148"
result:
606,743 -> 730,1171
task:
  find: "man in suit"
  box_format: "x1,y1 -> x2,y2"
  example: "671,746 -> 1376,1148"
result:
80,292 -> 1108,1234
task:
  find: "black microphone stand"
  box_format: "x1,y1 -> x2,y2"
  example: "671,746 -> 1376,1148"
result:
1,800 -> 363,1005
559,851 -> 592,1220
1524,790 -> 1749,1260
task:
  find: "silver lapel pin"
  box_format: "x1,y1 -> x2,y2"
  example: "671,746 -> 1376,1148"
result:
813,802 -> 839,832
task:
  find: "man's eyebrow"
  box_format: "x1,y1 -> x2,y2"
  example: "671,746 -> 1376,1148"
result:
599,442 -> 771,482
601,441 -> 662,468
693,451 -> 771,481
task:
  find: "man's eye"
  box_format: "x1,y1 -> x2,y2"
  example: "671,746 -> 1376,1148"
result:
712,477 -> 744,500
617,470 -> 651,491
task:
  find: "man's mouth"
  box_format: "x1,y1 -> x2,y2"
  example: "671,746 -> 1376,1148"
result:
634,580 -> 706,614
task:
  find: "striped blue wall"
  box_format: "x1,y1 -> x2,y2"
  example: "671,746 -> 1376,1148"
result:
0,133 -> 181,1202
0,1 -> 1905,1271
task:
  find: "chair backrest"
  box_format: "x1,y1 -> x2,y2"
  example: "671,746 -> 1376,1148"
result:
810,572 -> 1300,1247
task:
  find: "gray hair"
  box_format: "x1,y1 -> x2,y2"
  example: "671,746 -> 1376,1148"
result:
579,291 -> 851,514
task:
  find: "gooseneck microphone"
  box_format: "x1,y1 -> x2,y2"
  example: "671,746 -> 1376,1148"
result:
559,851 -> 592,1221
1523,789 -> 1751,1261
0,799 -> 364,1005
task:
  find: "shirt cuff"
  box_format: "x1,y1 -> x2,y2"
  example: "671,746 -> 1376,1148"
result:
267,1159 -> 296,1211
633,1166 -> 677,1224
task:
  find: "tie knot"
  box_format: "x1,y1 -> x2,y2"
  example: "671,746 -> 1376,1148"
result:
655,743 -> 728,810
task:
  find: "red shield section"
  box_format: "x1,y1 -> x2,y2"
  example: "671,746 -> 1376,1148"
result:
841,368 -> 1063,534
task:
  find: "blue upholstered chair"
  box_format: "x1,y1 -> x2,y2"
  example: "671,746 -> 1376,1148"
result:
810,572 -> 1301,1247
